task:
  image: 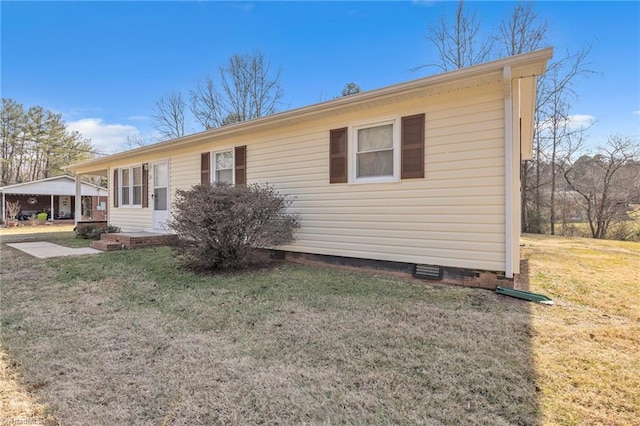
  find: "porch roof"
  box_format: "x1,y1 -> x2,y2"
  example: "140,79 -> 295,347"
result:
0,175 -> 105,196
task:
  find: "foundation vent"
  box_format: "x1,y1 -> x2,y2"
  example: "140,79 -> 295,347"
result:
413,264 -> 443,280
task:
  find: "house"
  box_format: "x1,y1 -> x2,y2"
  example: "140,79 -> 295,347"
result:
1,175 -> 108,222
66,48 -> 552,284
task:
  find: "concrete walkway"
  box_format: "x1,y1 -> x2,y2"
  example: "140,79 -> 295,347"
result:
6,242 -> 103,259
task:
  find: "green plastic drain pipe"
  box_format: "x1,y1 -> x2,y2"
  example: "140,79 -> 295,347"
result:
495,287 -> 554,305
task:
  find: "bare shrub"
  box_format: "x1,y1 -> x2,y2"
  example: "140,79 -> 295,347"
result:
607,219 -> 637,242
28,214 -> 39,226
168,183 -> 300,271
5,200 -> 20,222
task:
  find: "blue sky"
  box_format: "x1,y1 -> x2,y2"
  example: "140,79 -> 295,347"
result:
2,1 -> 639,155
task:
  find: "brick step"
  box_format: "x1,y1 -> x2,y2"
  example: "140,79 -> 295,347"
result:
99,232 -> 177,249
90,240 -> 124,251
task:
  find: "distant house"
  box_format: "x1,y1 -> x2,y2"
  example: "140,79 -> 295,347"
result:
1,175 -> 107,222
66,48 -> 552,283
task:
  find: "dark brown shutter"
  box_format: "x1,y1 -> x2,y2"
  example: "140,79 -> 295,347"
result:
330,128 -> 348,183
113,168 -> 119,207
142,163 -> 149,208
235,145 -> 247,186
201,152 -> 211,185
401,114 -> 425,179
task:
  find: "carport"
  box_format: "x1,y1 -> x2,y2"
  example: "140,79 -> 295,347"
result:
0,175 -> 107,223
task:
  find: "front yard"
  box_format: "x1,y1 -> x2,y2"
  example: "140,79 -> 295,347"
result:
0,230 -> 638,424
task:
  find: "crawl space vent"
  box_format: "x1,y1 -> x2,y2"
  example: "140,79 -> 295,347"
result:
413,264 -> 443,280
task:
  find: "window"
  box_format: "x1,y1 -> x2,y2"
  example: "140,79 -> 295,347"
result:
133,166 -> 142,205
120,165 -> 143,206
121,168 -> 130,205
214,150 -> 234,184
201,146 -> 247,186
356,123 -> 394,178
351,118 -> 400,183
329,114 -> 425,184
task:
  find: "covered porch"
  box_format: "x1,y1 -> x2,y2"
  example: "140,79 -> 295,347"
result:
1,175 -> 107,225
65,166 -> 112,230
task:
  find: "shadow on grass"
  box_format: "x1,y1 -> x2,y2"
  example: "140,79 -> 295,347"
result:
1,234 -> 541,425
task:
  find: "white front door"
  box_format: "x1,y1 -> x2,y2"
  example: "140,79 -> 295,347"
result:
59,196 -> 71,218
153,161 -> 169,231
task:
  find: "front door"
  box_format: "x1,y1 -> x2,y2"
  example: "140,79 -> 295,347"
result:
153,161 -> 169,230
59,196 -> 71,218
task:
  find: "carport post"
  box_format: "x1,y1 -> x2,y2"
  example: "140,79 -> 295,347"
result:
75,175 -> 82,225
50,194 -> 54,221
1,192 -> 5,223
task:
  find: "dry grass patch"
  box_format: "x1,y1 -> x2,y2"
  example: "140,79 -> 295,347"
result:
4,231 -> 636,424
0,344 -> 50,424
522,234 -> 640,425
0,224 -> 76,239
1,232 -> 539,425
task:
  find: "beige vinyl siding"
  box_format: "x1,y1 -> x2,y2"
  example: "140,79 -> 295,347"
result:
108,166 -> 152,231
166,82 -> 507,271
169,153 -> 200,195
111,82 -> 506,270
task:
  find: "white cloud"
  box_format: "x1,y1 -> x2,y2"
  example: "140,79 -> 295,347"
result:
126,115 -> 149,121
567,114 -> 596,128
537,114 -> 596,131
67,118 -> 140,155
633,110 -> 640,116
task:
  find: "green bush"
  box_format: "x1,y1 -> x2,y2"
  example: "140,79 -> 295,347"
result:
169,183 -> 300,271
75,225 -> 121,240
36,212 -> 48,222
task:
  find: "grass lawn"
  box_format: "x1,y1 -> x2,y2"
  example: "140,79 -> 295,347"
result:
0,229 -> 638,425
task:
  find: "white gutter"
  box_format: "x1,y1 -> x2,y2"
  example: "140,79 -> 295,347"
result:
503,66 -> 514,279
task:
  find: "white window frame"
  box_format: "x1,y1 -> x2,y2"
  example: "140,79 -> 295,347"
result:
211,148 -> 235,185
349,116 -> 401,184
119,165 -> 143,208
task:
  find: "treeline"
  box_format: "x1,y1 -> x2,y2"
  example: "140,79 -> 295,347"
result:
0,98 -> 95,186
523,135 -> 640,240
425,1 -> 640,240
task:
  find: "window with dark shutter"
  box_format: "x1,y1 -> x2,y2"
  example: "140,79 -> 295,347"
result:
330,127 -> 348,183
142,163 -> 149,208
113,168 -> 119,207
201,152 -> 211,185
401,113 -> 425,179
235,145 -> 247,186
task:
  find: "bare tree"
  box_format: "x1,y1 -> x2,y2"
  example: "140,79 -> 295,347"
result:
426,1 -> 493,71
185,50 -> 283,130
533,47 -> 593,234
219,51 -> 283,122
563,135 -> 640,239
497,2 -> 548,57
152,91 -> 187,140
122,132 -> 149,150
189,76 -> 223,130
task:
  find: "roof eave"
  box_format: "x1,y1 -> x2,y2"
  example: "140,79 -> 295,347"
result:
66,47 -> 553,174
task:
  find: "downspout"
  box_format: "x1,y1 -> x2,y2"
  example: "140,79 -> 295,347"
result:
503,66 -> 514,279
